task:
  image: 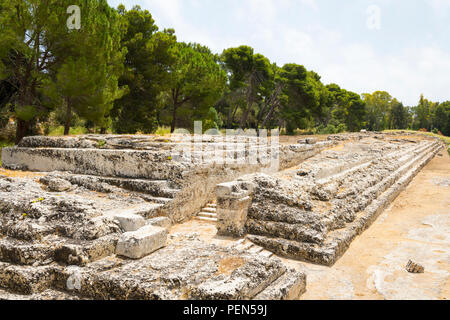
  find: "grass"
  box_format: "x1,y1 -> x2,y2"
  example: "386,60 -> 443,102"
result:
48,125 -> 88,136
155,126 -> 172,136
385,130 -> 450,155
0,140 -> 14,167
97,140 -> 106,148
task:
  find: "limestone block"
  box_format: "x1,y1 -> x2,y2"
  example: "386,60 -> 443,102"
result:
216,180 -> 255,237
254,269 -> 306,300
112,213 -> 146,232
216,181 -> 254,198
40,176 -> 73,192
217,199 -> 253,237
146,217 -> 172,228
306,138 -> 317,145
116,225 -> 167,259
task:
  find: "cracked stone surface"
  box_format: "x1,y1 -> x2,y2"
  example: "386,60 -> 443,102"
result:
0,132 -> 446,300
225,135 -> 444,266
296,151 -> 449,300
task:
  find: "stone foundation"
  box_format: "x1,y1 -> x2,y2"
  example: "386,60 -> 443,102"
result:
0,132 -> 442,299
215,134 -> 444,266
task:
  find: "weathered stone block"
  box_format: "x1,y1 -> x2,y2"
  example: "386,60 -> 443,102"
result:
147,217 -> 172,228
115,225 -> 167,259
216,181 -> 254,198
254,269 -> 306,300
112,213 -> 146,232
216,180 -> 254,237
217,206 -> 249,237
306,138 -> 317,145
40,176 -> 73,192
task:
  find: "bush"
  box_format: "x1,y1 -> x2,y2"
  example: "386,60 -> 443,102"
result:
0,121 -> 15,142
155,126 -> 171,136
336,124 -> 347,133
48,125 -> 87,136
203,119 -> 219,133
318,124 -> 338,135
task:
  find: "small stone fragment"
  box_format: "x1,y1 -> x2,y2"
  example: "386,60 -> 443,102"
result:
406,260 -> 425,274
44,177 -> 73,192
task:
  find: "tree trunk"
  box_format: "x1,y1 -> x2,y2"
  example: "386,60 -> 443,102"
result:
64,98 -> 72,135
15,119 -> 29,145
170,103 -> 177,133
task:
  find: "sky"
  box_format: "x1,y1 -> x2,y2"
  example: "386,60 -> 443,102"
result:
107,0 -> 450,106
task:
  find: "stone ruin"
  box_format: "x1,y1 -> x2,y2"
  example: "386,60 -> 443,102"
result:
0,132 -> 444,300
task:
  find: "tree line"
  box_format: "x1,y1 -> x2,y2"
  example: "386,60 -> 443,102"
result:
0,1 -> 449,145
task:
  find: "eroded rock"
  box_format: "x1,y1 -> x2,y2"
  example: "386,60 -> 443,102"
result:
406,260 -> 425,274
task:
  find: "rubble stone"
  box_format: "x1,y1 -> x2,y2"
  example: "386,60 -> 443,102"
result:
406,260 -> 425,273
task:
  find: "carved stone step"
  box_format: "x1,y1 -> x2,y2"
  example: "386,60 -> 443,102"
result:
248,246 -> 263,254
235,242 -> 253,251
259,250 -> 274,258
254,269 -> 306,300
195,216 -> 218,223
198,212 -> 217,218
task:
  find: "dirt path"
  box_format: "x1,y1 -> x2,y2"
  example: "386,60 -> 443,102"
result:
295,150 -> 450,300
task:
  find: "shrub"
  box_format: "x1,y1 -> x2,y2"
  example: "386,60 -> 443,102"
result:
48,126 -> 87,136
155,126 -> 171,136
336,124 -> 347,133
0,121 -> 15,142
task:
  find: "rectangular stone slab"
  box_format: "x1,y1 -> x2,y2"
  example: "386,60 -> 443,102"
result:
115,225 -> 167,259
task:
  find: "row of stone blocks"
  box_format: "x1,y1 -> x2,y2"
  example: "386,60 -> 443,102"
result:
1,136 -> 339,224
0,171 -> 307,300
215,139 -> 444,266
0,249 -> 306,300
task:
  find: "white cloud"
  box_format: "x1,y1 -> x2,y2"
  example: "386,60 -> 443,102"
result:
108,0 -> 450,105
299,0 -> 319,11
429,0 -> 450,9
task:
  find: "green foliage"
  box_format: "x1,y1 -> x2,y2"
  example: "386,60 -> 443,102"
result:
165,42 -> 227,132
316,122 -> 347,135
0,0 -> 125,142
202,107 -> 222,133
155,126 -> 171,136
363,91 -> 394,131
15,105 -> 36,122
390,101 -> 409,130
48,126 -> 87,136
0,1 -> 447,139
112,6 -> 177,134
221,46 -> 273,129
97,140 -> 107,148
431,101 -> 450,136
